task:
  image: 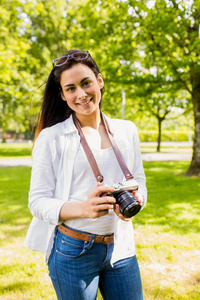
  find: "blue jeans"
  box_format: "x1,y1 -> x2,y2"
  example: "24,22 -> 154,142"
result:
48,226 -> 143,300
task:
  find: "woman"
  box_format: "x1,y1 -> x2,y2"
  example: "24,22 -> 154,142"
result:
25,50 -> 147,300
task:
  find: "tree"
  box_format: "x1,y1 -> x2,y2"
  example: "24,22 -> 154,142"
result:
135,69 -> 190,151
0,0 -> 40,142
131,0 -> 200,175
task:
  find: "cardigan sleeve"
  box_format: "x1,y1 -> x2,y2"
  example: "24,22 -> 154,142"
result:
28,130 -> 66,225
131,122 -> 147,209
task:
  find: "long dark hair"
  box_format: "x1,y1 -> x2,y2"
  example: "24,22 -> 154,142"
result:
34,50 -> 104,140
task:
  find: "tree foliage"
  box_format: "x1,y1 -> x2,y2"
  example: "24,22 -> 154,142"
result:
132,0 -> 200,175
0,0 -> 41,140
0,0 -> 199,175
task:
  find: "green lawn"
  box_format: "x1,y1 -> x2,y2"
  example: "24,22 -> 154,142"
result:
0,162 -> 200,299
0,143 -> 32,158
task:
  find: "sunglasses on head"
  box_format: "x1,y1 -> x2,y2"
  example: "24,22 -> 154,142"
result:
52,51 -> 90,67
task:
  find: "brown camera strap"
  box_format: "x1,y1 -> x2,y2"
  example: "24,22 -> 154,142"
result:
72,112 -> 134,183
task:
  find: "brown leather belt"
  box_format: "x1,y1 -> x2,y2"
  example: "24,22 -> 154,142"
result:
57,225 -> 114,245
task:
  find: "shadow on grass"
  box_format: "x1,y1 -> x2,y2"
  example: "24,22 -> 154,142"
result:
0,281 -> 32,294
134,161 -> 200,235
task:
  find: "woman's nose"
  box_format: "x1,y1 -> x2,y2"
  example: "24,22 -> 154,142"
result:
77,87 -> 87,99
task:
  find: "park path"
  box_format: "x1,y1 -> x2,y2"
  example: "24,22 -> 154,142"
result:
0,141 -> 193,167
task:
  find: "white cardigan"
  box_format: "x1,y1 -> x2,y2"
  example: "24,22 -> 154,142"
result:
24,113 -> 147,264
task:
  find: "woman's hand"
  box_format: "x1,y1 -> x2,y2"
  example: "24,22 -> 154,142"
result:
59,182 -> 116,221
82,182 -> 116,219
114,191 -> 144,221
132,190 -> 144,206
114,204 -> 132,221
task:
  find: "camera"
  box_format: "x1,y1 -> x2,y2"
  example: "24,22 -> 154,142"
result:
108,179 -> 141,218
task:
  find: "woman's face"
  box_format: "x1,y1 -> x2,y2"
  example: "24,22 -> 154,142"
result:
60,63 -> 103,118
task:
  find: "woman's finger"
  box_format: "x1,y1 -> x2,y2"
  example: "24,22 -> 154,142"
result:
114,204 -> 132,221
132,191 -> 144,205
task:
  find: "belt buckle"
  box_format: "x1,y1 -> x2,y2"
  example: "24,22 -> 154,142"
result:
101,234 -> 110,245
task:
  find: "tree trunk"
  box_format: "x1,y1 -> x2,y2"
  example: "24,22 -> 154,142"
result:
2,132 -> 7,143
185,68 -> 200,177
157,118 -> 162,152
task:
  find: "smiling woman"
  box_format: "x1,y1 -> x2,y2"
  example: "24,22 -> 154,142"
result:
34,50 -> 105,141
24,49 -> 147,300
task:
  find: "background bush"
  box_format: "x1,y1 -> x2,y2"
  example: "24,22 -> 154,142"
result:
138,130 -> 192,142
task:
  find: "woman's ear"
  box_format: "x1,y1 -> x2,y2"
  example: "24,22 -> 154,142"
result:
97,74 -> 104,89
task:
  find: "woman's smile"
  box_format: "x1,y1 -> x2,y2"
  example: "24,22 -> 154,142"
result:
77,97 -> 93,106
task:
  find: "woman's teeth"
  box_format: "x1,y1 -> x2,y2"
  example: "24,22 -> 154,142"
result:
79,98 -> 91,106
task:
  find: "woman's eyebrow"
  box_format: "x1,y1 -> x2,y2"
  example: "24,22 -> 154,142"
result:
80,77 -> 90,83
64,83 -> 74,87
64,77 -> 90,87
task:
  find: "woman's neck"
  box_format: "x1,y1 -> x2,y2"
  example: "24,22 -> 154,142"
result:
75,111 -> 101,130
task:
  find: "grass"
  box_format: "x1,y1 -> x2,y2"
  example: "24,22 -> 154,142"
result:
0,149 -> 200,299
0,167 -> 55,300
134,161 -> 200,300
0,143 -> 32,158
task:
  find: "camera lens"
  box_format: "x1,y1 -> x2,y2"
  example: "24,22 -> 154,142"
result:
115,191 -> 141,218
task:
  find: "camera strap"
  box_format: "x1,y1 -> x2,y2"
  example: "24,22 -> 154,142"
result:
72,112 -> 134,183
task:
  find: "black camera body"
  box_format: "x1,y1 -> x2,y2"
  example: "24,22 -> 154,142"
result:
108,179 -> 141,218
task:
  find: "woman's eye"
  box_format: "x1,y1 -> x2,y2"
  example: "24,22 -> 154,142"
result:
66,87 -> 75,92
83,81 -> 91,87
